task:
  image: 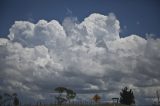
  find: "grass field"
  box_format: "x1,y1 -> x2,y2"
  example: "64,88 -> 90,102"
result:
24,103 -> 130,106
55,104 -> 128,106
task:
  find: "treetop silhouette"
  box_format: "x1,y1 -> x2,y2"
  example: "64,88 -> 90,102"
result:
120,87 -> 135,105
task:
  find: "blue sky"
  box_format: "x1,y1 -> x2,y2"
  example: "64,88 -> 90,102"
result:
0,0 -> 160,38
1,0 -> 160,105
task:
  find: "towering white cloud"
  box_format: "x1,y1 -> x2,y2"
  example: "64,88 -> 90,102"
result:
0,13 -> 160,105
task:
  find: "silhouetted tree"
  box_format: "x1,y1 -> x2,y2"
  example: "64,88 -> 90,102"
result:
54,87 -> 67,105
13,93 -> 19,106
54,87 -> 76,105
3,93 -> 13,106
66,89 -> 76,103
120,87 -> 135,105
92,94 -> 101,103
0,94 -> 2,106
1,93 -> 19,106
55,87 -> 67,94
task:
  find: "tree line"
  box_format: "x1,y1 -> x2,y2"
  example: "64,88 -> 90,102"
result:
0,93 -> 19,106
54,86 -> 135,105
0,86 -> 135,106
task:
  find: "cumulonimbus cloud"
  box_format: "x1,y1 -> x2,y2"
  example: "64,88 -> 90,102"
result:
0,13 -> 160,104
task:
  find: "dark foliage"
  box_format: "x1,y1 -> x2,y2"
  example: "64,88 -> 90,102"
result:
120,87 -> 135,105
66,89 -> 76,103
54,87 -> 76,105
13,94 -> 19,106
0,95 -> 2,106
0,93 -> 19,106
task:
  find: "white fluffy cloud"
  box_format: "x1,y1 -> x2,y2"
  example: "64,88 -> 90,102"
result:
0,13 -> 160,105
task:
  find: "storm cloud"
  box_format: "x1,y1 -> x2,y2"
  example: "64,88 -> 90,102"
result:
0,13 -> 160,104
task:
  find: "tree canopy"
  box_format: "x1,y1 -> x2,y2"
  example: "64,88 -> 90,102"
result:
120,87 -> 135,105
0,93 -> 19,106
54,87 -> 76,104
92,94 -> 101,103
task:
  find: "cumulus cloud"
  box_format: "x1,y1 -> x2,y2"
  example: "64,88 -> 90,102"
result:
0,13 -> 160,105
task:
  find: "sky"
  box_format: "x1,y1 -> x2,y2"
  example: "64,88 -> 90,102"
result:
0,0 -> 160,105
0,0 -> 160,38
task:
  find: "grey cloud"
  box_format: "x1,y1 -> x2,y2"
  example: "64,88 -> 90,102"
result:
0,13 -> 160,105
